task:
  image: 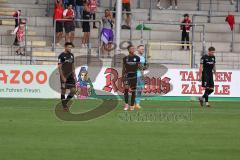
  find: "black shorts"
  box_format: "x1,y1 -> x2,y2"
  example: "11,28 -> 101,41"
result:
122,3 -> 131,15
64,22 -> 75,33
202,72 -> 214,88
56,21 -> 63,33
124,75 -> 137,90
82,22 -> 90,32
60,75 -> 76,89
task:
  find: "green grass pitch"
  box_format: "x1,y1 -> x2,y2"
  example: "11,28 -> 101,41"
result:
0,98 -> 240,160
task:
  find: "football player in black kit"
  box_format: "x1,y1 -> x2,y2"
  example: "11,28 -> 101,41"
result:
199,47 -> 216,107
58,42 -> 76,111
122,45 -> 141,111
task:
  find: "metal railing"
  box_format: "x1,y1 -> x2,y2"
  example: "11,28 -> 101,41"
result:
198,0 -> 240,12
140,21 -> 206,68
52,19 -> 102,57
192,14 -> 236,52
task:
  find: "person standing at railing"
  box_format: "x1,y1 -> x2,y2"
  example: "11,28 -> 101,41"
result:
89,0 -> 98,28
75,0 -> 85,28
54,0 -> 64,47
12,22 -> 25,56
101,9 -> 114,57
180,13 -> 191,50
63,4 -> 76,47
12,10 -> 21,46
122,0 -> 131,29
82,3 -> 91,47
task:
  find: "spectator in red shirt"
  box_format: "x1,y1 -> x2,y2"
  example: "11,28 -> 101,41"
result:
180,14 -> 191,50
88,0 -> 98,28
12,22 -> 25,55
63,3 -> 75,46
54,0 -> 64,46
12,10 -> 21,45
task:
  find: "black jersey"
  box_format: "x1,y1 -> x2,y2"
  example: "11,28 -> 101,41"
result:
200,55 -> 216,74
58,52 -> 75,78
83,10 -> 91,23
123,55 -> 140,77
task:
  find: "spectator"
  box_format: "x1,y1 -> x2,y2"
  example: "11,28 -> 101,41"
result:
63,3 -> 75,46
54,0 -> 64,46
180,14 -> 191,50
168,0 -> 178,10
75,0 -> 85,28
101,9 -> 114,57
82,3 -> 91,47
122,0 -> 131,29
88,0 -> 98,28
156,0 -> 164,9
12,22 -> 25,56
12,10 -> 21,46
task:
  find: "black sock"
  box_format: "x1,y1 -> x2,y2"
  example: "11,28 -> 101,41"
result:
131,91 -> 136,106
124,89 -> 129,104
208,89 -> 214,95
65,95 -> 73,104
202,89 -> 209,102
61,94 -> 66,107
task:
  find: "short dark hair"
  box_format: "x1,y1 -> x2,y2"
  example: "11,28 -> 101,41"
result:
67,3 -> 72,7
184,13 -> 189,17
65,42 -> 73,47
127,44 -> 134,50
137,45 -> 144,49
208,46 -> 215,52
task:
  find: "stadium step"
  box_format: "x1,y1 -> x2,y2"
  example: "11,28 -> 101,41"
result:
0,20 -> 15,25
32,51 -> 55,57
0,7 -> 15,12
27,41 -> 46,47
0,11 -> 14,16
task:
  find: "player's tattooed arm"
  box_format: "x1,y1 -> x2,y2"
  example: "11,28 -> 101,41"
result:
58,63 -> 66,82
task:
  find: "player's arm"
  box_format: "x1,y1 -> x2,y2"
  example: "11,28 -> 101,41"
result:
199,64 -> 203,80
199,57 -> 204,80
58,63 -> 66,82
72,63 -> 77,82
213,64 -> 216,76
